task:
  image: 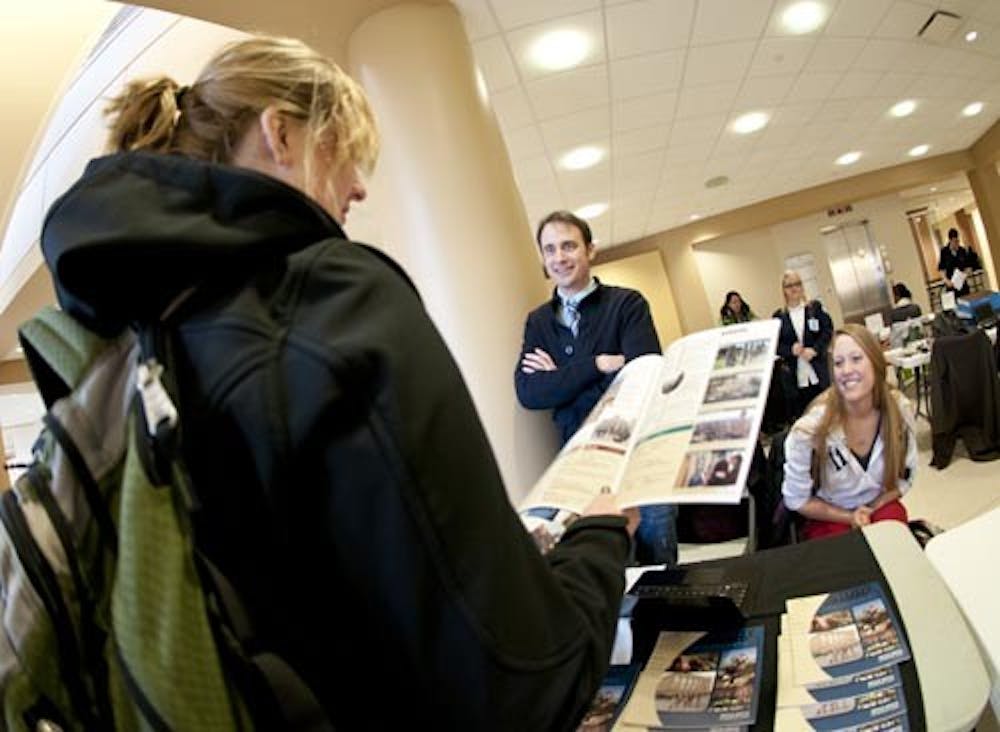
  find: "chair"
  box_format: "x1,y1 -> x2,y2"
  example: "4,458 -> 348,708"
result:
925,506 -> 1000,719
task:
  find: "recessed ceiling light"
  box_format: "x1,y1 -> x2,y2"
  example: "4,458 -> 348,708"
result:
930,187 -> 938,192
559,145 -> 604,171
731,111 -> 770,134
528,29 -> 591,72
689,213 -> 702,221
835,151 -> 861,166
781,1 -> 827,34
889,100 -> 917,118
965,30 -> 978,42
574,202 -> 607,220
962,101 -> 984,117
908,144 -> 930,157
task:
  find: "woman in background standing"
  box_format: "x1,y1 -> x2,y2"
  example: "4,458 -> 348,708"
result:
774,271 -> 834,420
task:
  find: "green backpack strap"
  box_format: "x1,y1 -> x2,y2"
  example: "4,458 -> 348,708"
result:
18,307 -> 113,408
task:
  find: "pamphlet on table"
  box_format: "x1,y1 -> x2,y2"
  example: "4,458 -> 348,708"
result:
613,627 -> 765,731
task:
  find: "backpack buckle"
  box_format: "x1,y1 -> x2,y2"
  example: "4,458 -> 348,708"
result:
137,359 -> 178,439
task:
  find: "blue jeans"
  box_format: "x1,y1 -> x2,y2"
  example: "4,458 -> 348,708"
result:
635,504 -> 678,566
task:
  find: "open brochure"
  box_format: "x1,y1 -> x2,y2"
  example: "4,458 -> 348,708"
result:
522,319 -> 780,516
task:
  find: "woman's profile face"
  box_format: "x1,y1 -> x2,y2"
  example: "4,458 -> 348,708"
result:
727,293 -> 743,312
307,139 -> 367,225
832,334 -> 875,405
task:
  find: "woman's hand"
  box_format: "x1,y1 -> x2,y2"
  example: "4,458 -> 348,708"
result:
850,505 -> 873,528
583,492 -> 640,537
801,347 -> 817,361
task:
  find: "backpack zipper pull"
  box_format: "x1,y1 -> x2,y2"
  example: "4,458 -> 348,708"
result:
137,359 -> 178,438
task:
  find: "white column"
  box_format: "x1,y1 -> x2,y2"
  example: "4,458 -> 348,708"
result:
348,3 -> 559,500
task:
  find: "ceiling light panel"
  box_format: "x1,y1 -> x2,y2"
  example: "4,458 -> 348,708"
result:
529,29 -> 591,72
507,12 -> 605,81
780,1 -> 828,35
889,99 -> 916,117
908,144 -> 930,157
962,101 -> 984,117
574,202 -> 608,220
559,145 -> 604,170
731,111 -> 770,134
835,151 -> 862,165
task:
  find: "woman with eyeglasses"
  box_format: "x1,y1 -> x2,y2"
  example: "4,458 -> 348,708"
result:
774,270 -> 834,420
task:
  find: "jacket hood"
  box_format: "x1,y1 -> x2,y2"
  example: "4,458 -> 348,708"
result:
41,152 -> 344,335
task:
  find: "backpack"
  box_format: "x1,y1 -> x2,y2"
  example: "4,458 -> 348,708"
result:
0,307 -> 329,731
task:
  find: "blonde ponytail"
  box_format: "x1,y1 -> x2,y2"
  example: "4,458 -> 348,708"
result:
104,77 -> 185,154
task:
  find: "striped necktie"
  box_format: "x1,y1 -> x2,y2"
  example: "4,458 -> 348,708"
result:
565,300 -> 581,337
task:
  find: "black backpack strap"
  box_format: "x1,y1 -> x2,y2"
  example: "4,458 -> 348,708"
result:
42,412 -> 119,556
196,553 -> 334,731
135,317 -> 333,731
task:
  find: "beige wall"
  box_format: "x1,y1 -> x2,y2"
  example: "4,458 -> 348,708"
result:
690,191 -> 936,329
593,250 -> 682,348
692,229 -> 782,324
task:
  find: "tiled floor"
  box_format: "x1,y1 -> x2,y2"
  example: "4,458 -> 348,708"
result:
900,418 -> 999,732
901,419 -> 1000,530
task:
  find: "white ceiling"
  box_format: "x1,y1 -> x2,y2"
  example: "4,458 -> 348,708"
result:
453,0 -> 1000,248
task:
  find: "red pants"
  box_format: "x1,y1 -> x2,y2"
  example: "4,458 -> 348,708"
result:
801,500 -> 909,541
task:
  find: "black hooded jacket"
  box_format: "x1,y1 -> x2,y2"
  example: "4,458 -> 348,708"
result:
41,152 -> 630,730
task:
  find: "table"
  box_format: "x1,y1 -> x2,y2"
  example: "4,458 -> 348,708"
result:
628,521 -> 991,731
925,506 -> 1000,719
885,345 -> 932,420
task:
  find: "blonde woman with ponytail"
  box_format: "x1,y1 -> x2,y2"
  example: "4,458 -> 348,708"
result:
40,35 -> 633,730
781,324 -> 917,540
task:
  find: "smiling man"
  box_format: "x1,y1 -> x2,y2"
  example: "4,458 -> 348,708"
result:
515,210 -> 677,565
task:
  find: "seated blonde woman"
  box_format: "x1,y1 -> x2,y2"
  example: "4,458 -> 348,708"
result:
782,324 -> 917,541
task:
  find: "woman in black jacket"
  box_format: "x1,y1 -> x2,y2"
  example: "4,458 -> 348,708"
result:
773,270 -> 834,420
41,35 -> 633,732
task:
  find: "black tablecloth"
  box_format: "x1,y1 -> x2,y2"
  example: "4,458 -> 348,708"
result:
629,529 -> 926,730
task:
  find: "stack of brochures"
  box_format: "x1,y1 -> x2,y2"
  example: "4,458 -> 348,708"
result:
775,582 -> 911,731
592,627 -> 764,731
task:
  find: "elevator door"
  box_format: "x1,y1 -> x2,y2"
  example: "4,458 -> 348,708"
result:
822,221 -> 893,325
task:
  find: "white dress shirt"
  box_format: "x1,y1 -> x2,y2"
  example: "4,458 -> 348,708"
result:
782,392 -> 917,512
789,304 -> 819,388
